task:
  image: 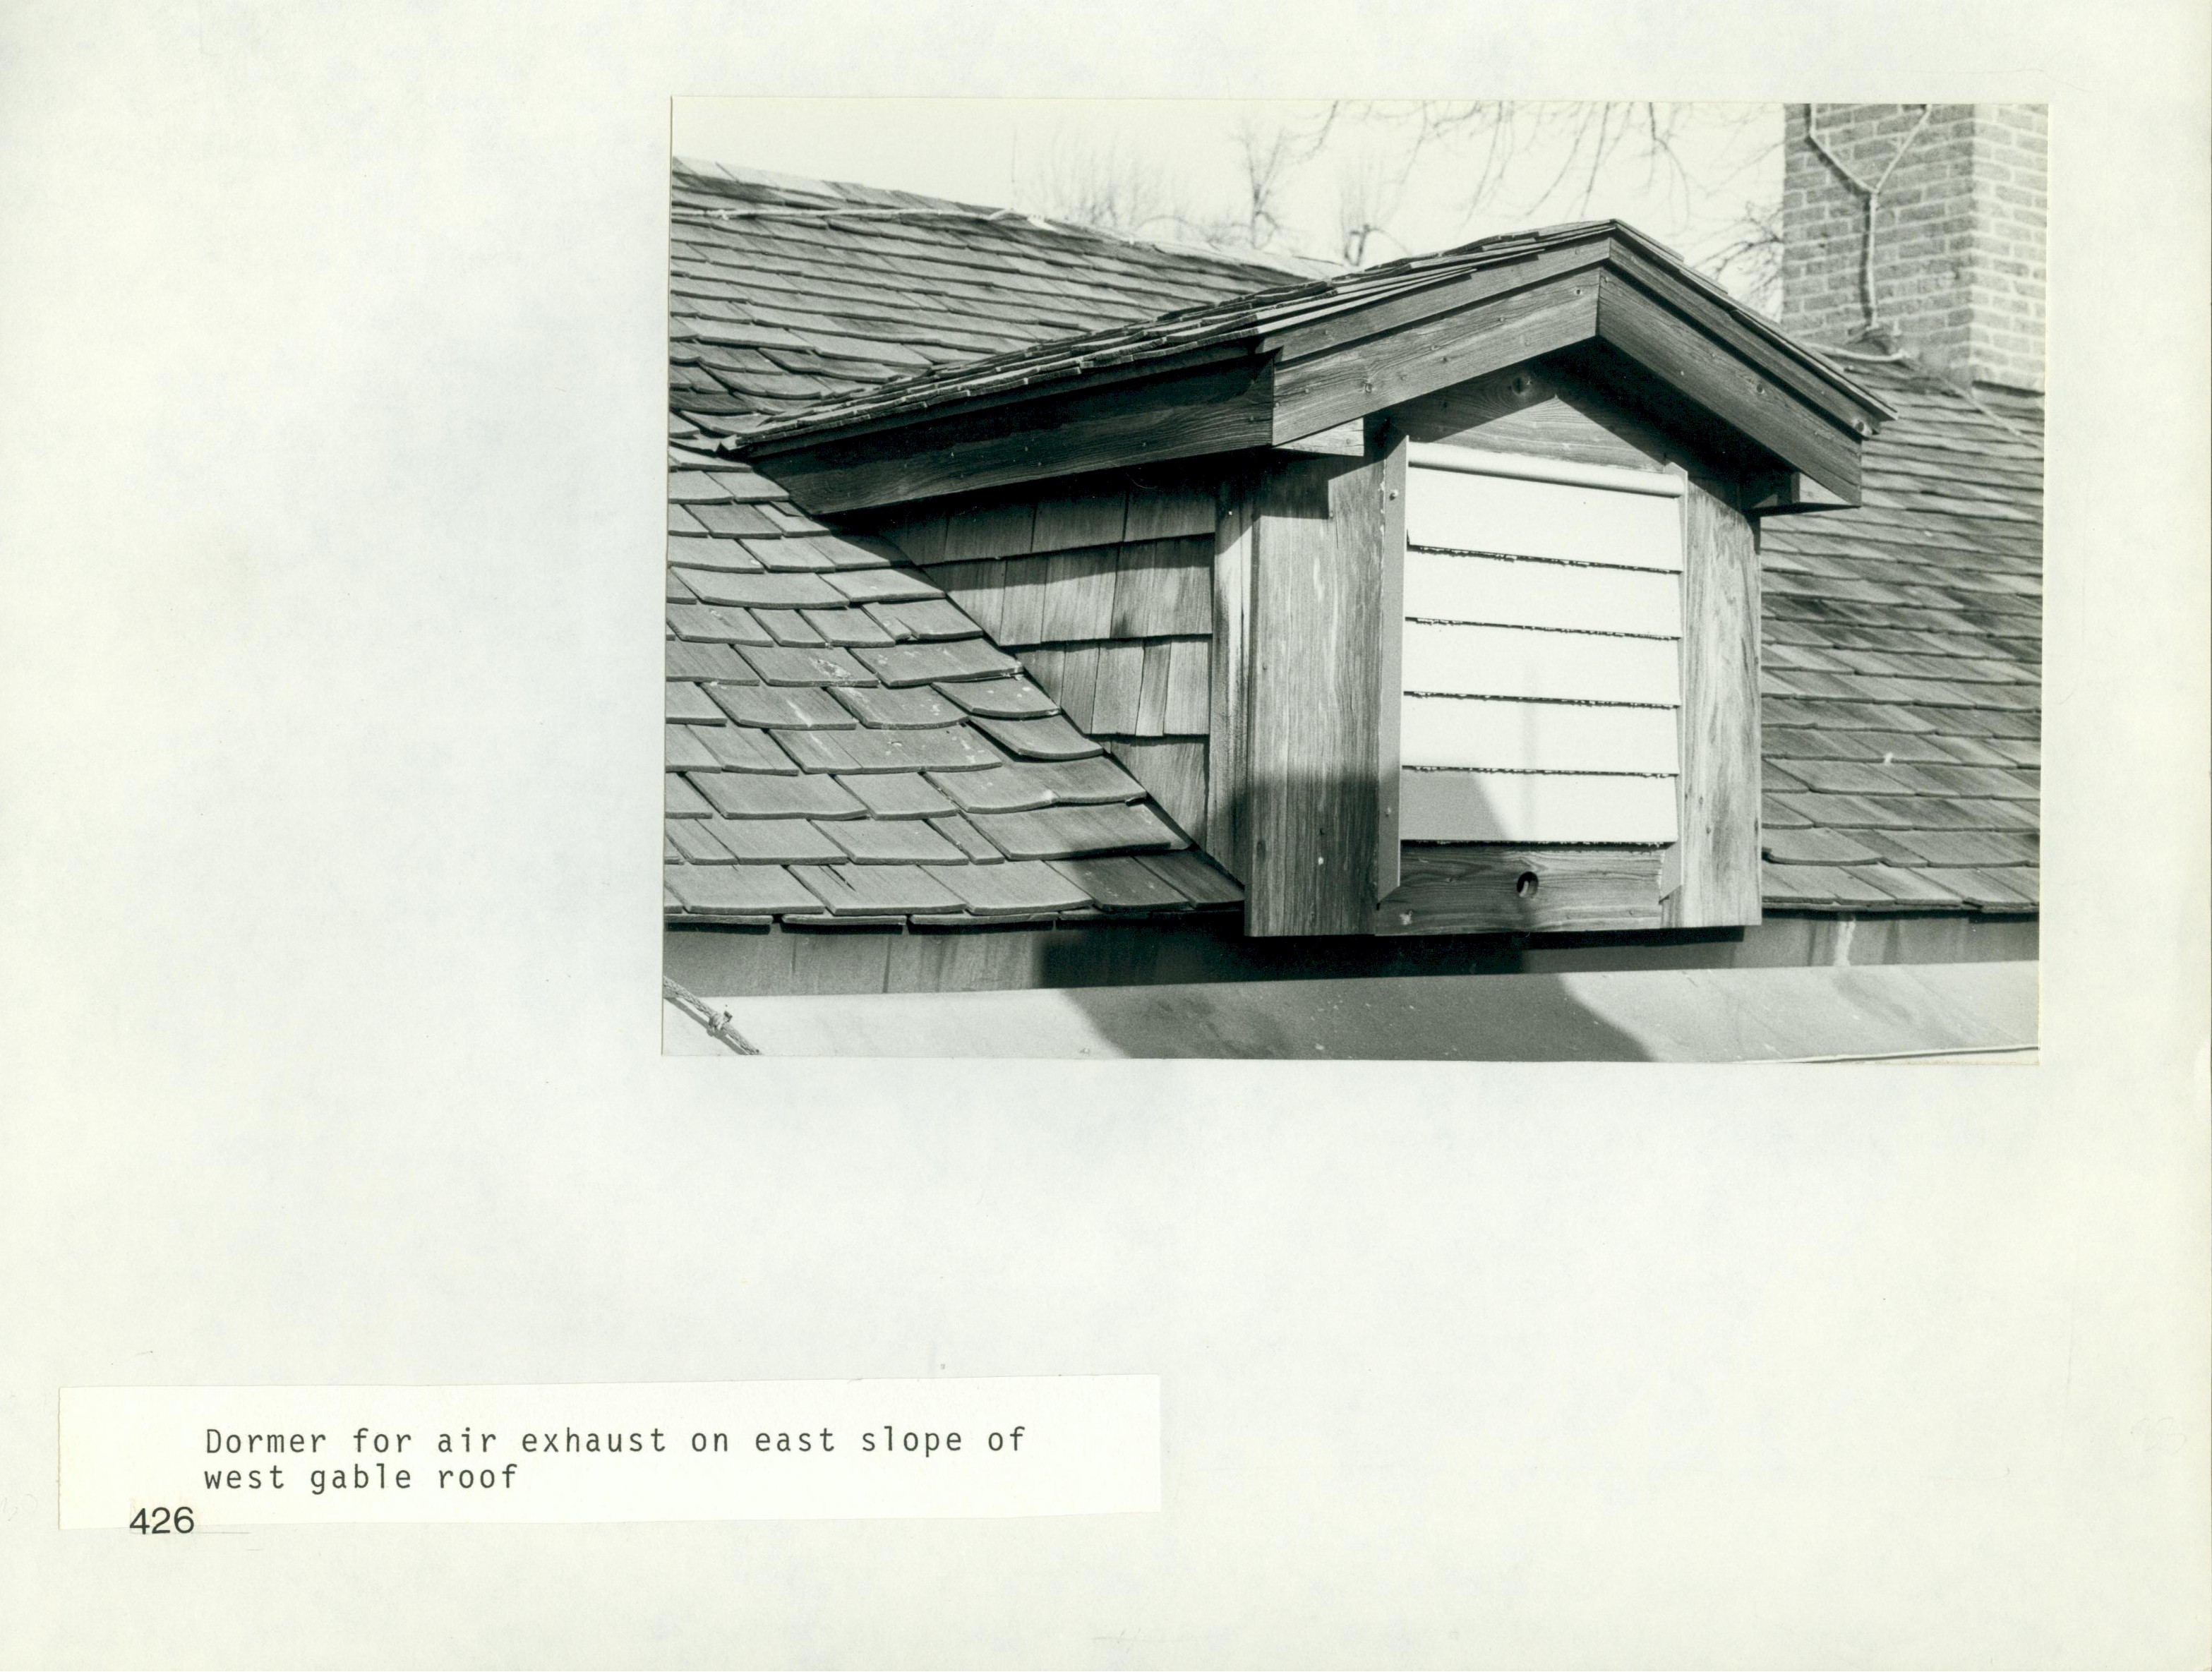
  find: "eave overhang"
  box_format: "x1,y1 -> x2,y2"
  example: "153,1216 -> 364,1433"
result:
731,222 -> 1894,517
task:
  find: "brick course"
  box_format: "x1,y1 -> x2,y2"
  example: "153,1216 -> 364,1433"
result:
1781,104 -> 2045,392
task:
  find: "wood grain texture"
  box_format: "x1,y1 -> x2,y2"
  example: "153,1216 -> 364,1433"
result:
1263,240 -> 1609,361
1110,537 -> 1214,637
1243,450 -> 1397,935
1399,769 -> 1677,843
1206,478 -> 1256,882
1275,417 -> 1366,456
1403,548 -> 1683,637
1664,479 -> 1763,927
1105,738 -> 1207,848
1371,434 -> 1407,903
877,508 -> 948,565
1135,639 -> 1174,735
765,359 -> 1273,514
939,498 -> 1037,562
997,554 -> 1047,646
1036,546 -> 1119,642
1164,637 -> 1210,735
1373,843 -> 1665,934
1269,275 -> 1602,444
1397,364 -> 1668,471
1402,620 -> 1681,705
1400,694 -> 1679,774
1030,485 -> 1127,552
1122,481 -> 1219,541
1405,464 -> 1684,568
939,559 -> 1006,639
1595,272 -> 1861,503
1090,641 -> 1146,735
1053,643 -> 1101,730
1599,243 -> 1887,435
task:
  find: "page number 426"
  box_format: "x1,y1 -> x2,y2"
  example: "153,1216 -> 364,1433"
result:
129,1507 -> 193,1534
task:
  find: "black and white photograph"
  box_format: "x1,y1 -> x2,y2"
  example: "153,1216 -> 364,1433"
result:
661,100 -> 2046,1060
4,4 -> 2206,1667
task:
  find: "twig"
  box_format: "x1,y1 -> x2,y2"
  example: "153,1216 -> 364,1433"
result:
662,977 -> 761,1055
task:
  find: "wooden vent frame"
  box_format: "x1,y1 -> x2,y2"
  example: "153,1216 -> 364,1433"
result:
1215,418 -> 1764,939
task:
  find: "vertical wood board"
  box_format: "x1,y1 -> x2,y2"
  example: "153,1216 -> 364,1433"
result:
1244,451 -> 1395,936
1664,480 -> 1763,927
1371,435 -> 1407,903
1135,639 -> 1174,735
1090,642 -> 1146,734
1206,481 -> 1256,881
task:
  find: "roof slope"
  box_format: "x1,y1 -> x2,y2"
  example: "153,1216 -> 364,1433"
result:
670,158 -> 1309,441
738,217 -> 1885,452
665,161 -> 1280,927
666,160 -> 2039,925
1755,356 -> 2041,912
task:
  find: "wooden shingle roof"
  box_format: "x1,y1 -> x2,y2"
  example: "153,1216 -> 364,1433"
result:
665,160 -> 1283,927
1755,356 -> 2041,911
665,158 -> 2039,925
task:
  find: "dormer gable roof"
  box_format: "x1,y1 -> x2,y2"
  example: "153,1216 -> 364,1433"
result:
734,219 -> 1894,515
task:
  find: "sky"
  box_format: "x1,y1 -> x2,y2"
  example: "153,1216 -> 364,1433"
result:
672,98 -> 1787,307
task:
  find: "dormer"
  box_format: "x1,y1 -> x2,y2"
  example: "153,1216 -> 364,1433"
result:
731,223 -> 1891,939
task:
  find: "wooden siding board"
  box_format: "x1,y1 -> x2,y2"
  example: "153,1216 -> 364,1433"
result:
1030,484 -> 1128,553
939,498 -> 1037,561
1400,769 -> 1677,843
1105,738 -> 1208,847
1206,479 -> 1256,881
1036,546 -> 1120,642
1400,694 -> 1680,774
1374,843 -> 1665,934
1164,637 -> 1211,734
937,559 -> 1006,638
1091,642 -> 1146,735
1402,620 -> 1681,705
1665,479 -> 1764,927
1403,548 -> 1683,637
995,554 -> 1050,646
1121,481 -> 1218,541
1110,537 -> 1214,637
1405,464 -> 1684,569
1135,639 -> 1174,735
1054,643 -> 1101,730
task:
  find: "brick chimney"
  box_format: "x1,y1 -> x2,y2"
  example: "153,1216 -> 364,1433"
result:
1781,104 -> 2046,397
